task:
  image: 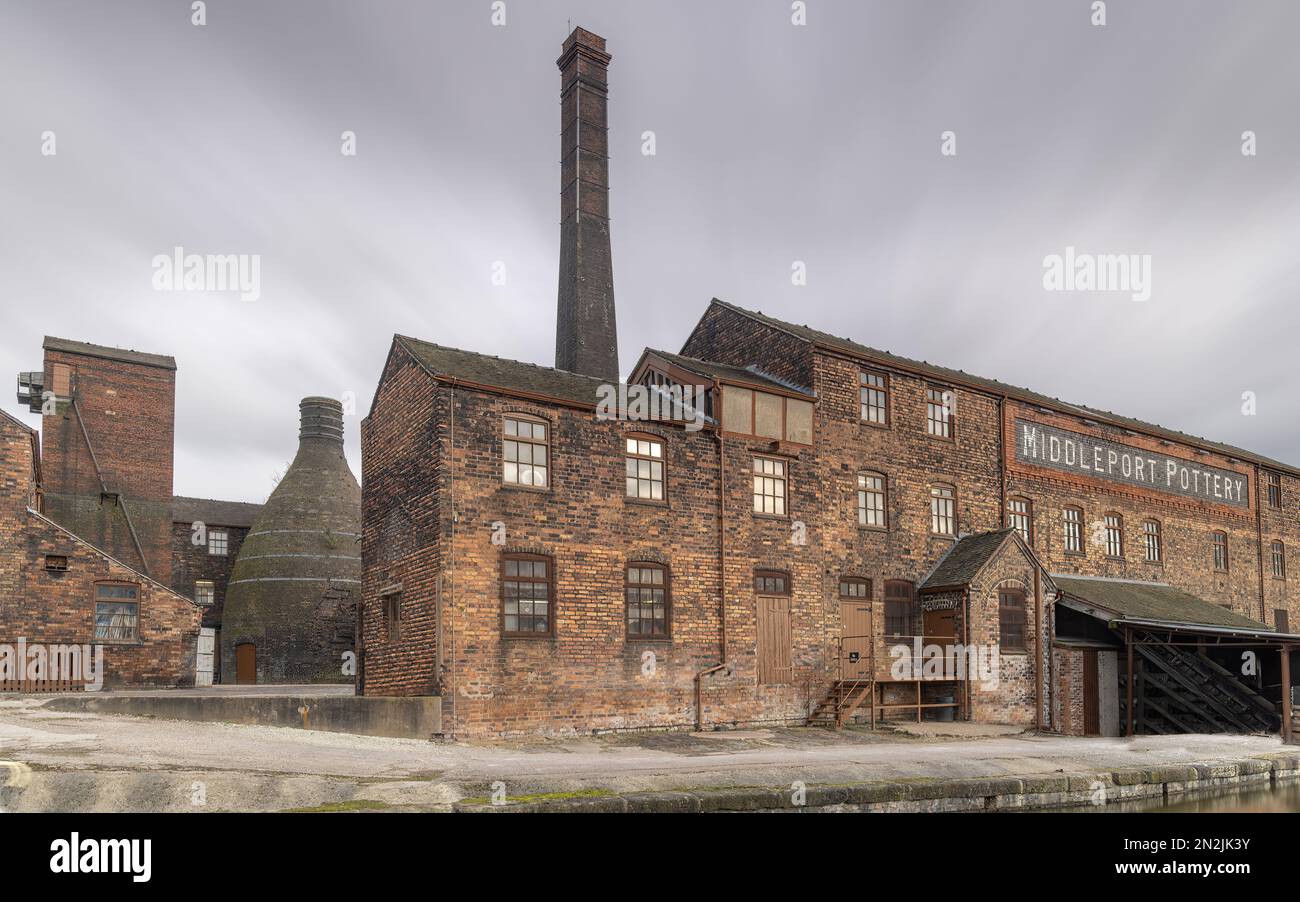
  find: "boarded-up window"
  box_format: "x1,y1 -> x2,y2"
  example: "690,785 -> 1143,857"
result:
754,391 -> 783,439
785,399 -> 813,444
51,363 -> 72,397
755,571 -> 792,685
722,386 -> 753,433
1276,609 -> 1289,632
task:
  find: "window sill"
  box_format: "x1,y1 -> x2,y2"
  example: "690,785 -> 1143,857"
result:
858,525 -> 888,534
626,635 -> 672,644
501,632 -> 555,641
625,497 -> 668,509
500,483 -> 550,494
752,512 -> 791,521
999,649 -> 1029,657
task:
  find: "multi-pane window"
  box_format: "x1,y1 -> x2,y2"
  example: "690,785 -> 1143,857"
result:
753,457 -> 788,516
626,563 -> 669,638
382,590 -> 402,641
926,386 -> 954,438
625,436 -> 664,501
884,580 -> 914,637
1268,472 -> 1281,509
1104,514 -> 1123,558
94,583 -> 139,642
1212,531 -> 1229,572
857,472 -> 886,528
754,570 -> 789,595
208,529 -> 228,557
194,580 -> 215,605
1008,497 -> 1032,544
930,484 -> 956,536
1272,541 -> 1285,579
1143,520 -> 1162,563
998,590 -> 1027,653
502,554 -> 552,636
1062,507 -> 1083,554
839,577 -> 871,598
503,416 -> 549,487
859,371 -> 889,425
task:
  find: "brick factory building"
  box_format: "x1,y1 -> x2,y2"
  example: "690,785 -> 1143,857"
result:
9,337 -> 270,686
359,27 -> 1300,740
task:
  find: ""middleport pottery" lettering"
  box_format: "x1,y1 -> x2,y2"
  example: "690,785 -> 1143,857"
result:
1016,419 -> 1249,509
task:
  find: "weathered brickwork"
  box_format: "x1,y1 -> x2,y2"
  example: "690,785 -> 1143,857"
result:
1,412 -> 200,687
40,344 -> 176,583
169,521 -> 250,630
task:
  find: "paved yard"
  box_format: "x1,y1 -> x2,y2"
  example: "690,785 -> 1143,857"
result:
0,694 -> 1287,811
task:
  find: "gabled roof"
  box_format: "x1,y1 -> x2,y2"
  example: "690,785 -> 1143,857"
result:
1053,575 -> 1269,633
394,335 -> 611,407
172,496 -> 262,528
706,299 -> 1300,477
637,349 -> 815,397
920,528 -> 1054,593
43,336 -> 176,371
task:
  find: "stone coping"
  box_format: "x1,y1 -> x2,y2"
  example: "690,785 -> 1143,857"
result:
453,753 -> 1300,813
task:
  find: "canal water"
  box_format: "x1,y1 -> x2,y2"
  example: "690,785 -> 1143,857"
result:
1071,780 -> 1300,812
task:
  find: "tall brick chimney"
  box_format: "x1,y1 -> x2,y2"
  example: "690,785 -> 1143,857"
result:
555,26 -> 619,382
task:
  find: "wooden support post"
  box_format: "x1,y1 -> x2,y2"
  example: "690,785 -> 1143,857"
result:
1282,644 -> 1293,744
1125,627 -> 1134,738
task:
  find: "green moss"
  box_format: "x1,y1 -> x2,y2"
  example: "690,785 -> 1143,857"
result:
281,798 -> 392,813
459,787 -> 614,806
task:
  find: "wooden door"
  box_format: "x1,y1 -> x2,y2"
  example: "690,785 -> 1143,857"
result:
840,601 -> 872,679
923,608 -> 956,643
757,596 -> 792,685
235,643 -> 257,685
1083,649 -> 1100,736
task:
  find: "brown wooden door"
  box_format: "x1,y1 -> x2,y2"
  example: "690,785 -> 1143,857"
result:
840,601 -> 872,679
923,608 -> 956,643
235,644 -> 257,685
757,596 -> 792,685
1083,649 -> 1100,735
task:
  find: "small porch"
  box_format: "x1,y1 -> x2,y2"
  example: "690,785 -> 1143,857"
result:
808,632 -> 964,728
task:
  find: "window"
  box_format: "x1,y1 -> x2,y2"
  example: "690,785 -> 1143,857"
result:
721,386 -> 814,445
930,484 -> 956,536
626,563 -> 669,638
194,580 -> 215,605
502,554 -> 552,636
1272,541 -> 1286,579
207,528 -> 228,557
382,590 -> 401,641
753,457 -> 788,516
998,590 -> 1027,653
1276,609 -> 1290,632
1104,514 -> 1123,559
1062,507 -> 1083,555
839,577 -> 871,598
857,472 -> 886,528
926,386 -> 954,438
1143,520 -> 1162,563
1007,497 -> 1032,544
1212,531 -> 1229,572
51,363 -> 72,397
1268,472 -> 1281,509
625,435 -> 664,501
44,554 -> 68,572
503,416 -> 549,487
754,570 -> 789,595
859,371 -> 889,425
884,580 -> 914,637
94,583 -> 139,642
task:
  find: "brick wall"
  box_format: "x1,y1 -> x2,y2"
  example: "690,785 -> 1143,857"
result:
169,522 -> 250,632
1,415 -> 199,687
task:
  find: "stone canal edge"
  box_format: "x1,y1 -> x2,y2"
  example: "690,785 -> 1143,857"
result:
452,753 -> 1300,813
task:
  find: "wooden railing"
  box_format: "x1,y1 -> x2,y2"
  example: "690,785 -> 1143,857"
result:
825,633 -> 964,726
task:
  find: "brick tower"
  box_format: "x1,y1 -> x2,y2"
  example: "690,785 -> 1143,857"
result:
554,26 -> 620,382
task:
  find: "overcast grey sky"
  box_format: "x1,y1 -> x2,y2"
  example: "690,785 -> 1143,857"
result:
2,0 -> 1297,503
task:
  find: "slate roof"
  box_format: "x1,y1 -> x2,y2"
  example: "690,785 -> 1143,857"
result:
642,350 -> 815,397
172,496 -> 263,528
43,336 -> 176,370
395,335 -> 611,406
709,299 -> 1300,476
1053,575 -> 1271,632
920,529 -> 1019,590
